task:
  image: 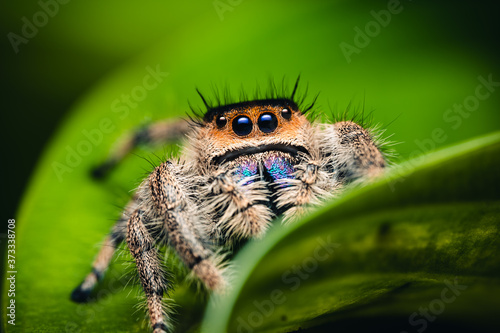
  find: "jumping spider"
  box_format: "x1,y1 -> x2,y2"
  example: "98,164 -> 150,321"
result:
71,79 -> 387,332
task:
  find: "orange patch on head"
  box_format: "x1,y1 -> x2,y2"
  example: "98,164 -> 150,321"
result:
192,100 -> 314,165
203,105 -> 307,143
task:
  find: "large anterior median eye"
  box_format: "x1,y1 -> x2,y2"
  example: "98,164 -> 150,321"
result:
258,113 -> 278,133
232,115 -> 253,136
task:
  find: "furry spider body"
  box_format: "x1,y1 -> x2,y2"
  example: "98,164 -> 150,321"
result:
71,82 -> 387,332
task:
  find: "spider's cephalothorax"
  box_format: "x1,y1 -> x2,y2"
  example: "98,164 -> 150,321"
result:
71,82 -> 387,333
192,98 -> 324,242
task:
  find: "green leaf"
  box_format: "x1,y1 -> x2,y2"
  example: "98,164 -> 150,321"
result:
202,132 -> 500,333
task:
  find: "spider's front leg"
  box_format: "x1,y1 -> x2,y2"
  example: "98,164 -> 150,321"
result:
278,120 -> 386,222
128,161 -> 225,332
127,209 -> 169,333
203,168 -> 274,242
276,157 -> 332,222
322,120 -> 386,182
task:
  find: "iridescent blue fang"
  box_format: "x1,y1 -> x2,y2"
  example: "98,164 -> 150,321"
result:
232,159 -> 258,185
232,153 -> 295,186
263,154 -> 295,184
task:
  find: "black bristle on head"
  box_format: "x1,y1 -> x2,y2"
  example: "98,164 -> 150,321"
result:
334,97 -> 376,129
196,88 -> 209,108
290,75 -> 300,100
188,76 -> 319,124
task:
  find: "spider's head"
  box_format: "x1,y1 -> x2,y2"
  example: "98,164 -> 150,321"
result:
194,99 -> 313,166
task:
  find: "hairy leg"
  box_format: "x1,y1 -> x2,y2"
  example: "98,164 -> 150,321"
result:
321,121 -> 386,182
92,119 -> 191,179
146,162 -> 226,290
70,198 -> 138,302
127,209 -> 169,333
276,158 -> 332,223
278,121 -> 386,222
127,161 -> 226,331
202,168 -> 273,243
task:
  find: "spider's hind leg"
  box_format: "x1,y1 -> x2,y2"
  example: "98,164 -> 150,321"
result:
70,198 -> 138,303
92,119 -> 191,179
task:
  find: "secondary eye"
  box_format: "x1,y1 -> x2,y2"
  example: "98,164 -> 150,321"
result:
258,113 -> 278,133
281,108 -> 291,120
216,116 -> 227,128
232,116 -> 253,136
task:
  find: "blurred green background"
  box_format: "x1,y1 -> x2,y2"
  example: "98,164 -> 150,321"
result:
1,0 -> 500,331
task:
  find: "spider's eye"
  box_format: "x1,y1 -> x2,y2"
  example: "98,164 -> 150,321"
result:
232,115 -> 253,136
281,108 -> 292,120
258,113 -> 278,133
216,116 -> 227,128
